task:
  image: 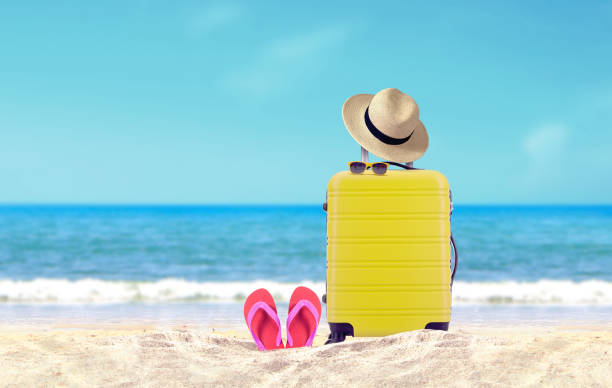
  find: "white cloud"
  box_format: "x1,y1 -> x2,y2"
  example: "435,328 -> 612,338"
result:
222,25 -> 349,97
189,3 -> 243,33
266,26 -> 347,60
522,123 -> 569,186
523,123 -> 567,157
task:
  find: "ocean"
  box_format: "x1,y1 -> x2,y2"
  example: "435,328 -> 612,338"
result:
1,205 -> 611,326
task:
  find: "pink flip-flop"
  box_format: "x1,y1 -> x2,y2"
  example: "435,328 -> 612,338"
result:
243,288 -> 284,351
286,286 -> 321,348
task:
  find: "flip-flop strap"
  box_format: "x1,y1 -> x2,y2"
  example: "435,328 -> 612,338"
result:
286,299 -> 320,347
247,301 -> 282,350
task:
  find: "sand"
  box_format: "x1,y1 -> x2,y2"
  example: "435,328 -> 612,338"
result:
0,323 -> 610,387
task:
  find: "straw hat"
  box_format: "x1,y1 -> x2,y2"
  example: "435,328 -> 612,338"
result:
342,88 -> 429,162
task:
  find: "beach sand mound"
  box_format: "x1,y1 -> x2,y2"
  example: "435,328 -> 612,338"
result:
1,326 -> 610,387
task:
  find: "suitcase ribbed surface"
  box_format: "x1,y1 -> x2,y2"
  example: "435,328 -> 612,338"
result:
326,169 -> 451,336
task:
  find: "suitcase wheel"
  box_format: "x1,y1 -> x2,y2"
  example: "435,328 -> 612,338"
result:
324,322 -> 354,345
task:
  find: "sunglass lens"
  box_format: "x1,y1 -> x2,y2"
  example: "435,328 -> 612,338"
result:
350,162 -> 366,174
372,163 -> 388,175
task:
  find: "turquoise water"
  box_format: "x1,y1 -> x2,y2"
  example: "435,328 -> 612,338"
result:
1,205 -> 611,305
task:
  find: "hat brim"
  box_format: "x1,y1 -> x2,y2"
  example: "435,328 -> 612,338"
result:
342,94 -> 429,163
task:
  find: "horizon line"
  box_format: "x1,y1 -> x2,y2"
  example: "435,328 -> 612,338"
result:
1,203 -> 611,207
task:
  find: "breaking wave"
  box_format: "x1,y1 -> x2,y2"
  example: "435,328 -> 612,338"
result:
1,278 -> 612,305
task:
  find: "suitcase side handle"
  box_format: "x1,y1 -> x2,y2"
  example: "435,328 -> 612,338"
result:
323,190 -> 328,212
449,189 -> 457,287
450,234 -> 458,287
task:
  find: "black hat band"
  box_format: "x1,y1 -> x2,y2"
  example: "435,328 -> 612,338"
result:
364,107 -> 414,145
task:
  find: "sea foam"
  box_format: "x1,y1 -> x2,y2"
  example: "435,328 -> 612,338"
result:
1,278 -> 612,305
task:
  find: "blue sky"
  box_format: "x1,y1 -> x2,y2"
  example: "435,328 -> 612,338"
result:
1,1 -> 611,204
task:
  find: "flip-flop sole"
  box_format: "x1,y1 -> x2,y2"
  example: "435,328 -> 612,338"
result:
286,286 -> 321,348
244,288 -> 283,350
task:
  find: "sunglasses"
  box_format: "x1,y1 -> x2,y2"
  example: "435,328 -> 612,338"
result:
348,161 -> 389,175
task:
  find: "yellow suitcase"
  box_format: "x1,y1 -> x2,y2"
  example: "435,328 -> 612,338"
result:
323,164 -> 457,343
